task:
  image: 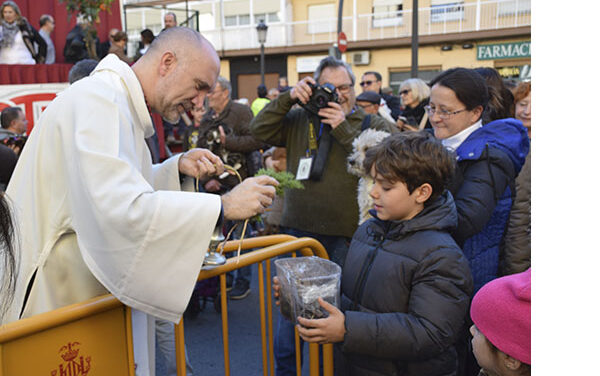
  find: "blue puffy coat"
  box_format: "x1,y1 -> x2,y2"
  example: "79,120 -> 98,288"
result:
449,118 -> 529,292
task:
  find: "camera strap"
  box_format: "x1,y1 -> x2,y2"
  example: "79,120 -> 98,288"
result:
306,116 -> 332,181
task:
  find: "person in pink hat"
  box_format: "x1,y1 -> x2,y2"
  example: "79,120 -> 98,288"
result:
470,268 -> 531,376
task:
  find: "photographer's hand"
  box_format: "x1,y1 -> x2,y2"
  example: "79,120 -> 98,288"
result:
318,102 -> 346,129
290,76 -> 316,105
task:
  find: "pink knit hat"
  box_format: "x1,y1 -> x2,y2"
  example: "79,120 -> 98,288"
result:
470,268 -> 531,365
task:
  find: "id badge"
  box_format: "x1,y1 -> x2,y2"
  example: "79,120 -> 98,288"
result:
296,157 -> 313,180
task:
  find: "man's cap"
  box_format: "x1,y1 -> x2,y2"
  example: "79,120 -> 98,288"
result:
356,91 -> 381,104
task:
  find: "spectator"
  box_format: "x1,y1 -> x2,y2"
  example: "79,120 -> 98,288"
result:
250,56 -> 396,375
0,191 -> 16,311
182,102 -> 207,152
267,87 -> 279,100
277,76 -> 290,92
98,28 -> 118,59
251,84 -> 270,116
0,0 -> 46,64
474,67 -> 515,123
396,78 -> 431,131
427,67 -> 529,376
164,12 -> 177,30
134,28 -> 155,61
0,143 -> 17,191
201,76 -> 266,299
38,14 -> 55,64
355,90 -> 381,116
0,106 -> 27,150
470,269 -> 531,376
359,71 -> 401,121
260,146 -> 286,235
279,131 -> 473,376
108,30 -> 133,64
63,17 -> 100,64
500,81 -> 531,276
68,58 -> 98,84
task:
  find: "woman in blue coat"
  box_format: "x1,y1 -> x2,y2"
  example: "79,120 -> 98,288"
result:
427,68 -> 529,293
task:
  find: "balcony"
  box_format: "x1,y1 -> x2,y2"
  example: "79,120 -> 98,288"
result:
125,0 -> 530,53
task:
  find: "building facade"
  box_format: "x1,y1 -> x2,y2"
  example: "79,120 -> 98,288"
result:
123,0 -> 531,102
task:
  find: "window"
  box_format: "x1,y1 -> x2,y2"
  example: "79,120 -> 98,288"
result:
254,12 -> 280,23
308,4 -> 336,34
498,0 -> 531,16
372,0 -> 403,28
389,67 -> 442,94
224,14 -> 250,27
430,1 -> 464,23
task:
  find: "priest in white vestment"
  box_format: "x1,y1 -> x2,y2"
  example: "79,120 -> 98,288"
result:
1,28 -> 277,375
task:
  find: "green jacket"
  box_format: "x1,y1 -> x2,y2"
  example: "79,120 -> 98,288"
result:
250,90 -> 396,238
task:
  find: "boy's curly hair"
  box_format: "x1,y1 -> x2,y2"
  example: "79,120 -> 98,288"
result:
363,131 -> 456,203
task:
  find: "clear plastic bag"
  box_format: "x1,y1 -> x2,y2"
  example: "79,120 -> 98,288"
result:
275,256 -> 342,323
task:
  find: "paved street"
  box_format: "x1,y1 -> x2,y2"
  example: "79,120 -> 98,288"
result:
157,263 -> 291,375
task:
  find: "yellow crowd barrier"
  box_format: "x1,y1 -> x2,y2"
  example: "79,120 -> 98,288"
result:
0,235 -> 335,376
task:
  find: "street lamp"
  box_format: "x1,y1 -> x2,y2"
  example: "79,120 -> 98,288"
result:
256,19 -> 268,85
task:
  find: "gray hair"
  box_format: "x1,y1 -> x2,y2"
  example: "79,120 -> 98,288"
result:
400,78 -> 431,103
216,77 -> 232,98
68,59 -> 98,84
314,56 -> 355,86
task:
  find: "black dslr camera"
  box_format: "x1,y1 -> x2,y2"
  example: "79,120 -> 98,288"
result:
300,83 -> 339,117
2,135 -> 27,150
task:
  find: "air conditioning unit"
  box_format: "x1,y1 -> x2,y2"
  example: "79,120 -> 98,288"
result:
350,51 -> 370,66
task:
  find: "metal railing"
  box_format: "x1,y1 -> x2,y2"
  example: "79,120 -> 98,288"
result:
0,235 -> 334,376
124,0 -> 530,51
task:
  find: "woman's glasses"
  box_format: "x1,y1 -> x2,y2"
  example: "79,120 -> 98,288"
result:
399,89 -> 410,95
424,105 -> 467,119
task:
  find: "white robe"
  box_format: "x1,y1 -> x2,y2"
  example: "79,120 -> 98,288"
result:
3,55 -> 221,372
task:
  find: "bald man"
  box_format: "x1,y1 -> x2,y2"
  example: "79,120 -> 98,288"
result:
3,27 -> 277,374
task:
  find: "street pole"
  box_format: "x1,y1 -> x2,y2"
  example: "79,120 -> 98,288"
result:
256,20 -> 268,86
332,0 -> 344,58
411,0 -> 419,78
260,43 -> 265,85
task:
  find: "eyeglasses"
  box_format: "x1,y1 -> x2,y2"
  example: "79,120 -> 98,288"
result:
424,105 -> 467,119
357,103 -> 375,109
359,80 -> 375,87
335,84 -> 352,94
399,89 -> 410,95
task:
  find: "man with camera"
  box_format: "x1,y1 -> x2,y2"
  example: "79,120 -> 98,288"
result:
250,56 -> 396,376
0,107 -> 28,155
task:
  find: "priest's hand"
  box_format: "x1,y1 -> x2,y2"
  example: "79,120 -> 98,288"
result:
178,148 -> 225,180
221,175 -> 278,220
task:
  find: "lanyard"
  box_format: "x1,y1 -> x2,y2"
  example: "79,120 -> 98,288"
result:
307,121 -> 324,157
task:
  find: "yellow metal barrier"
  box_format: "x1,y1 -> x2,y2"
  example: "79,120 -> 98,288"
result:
0,235 -> 335,376
0,294 -> 135,376
175,234 -> 335,376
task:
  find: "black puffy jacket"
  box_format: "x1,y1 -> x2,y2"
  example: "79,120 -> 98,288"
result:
338,191 -> 473,376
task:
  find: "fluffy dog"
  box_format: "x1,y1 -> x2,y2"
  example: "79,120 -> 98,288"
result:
347,128 -> 391,224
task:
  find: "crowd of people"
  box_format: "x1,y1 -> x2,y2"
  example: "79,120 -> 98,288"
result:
0,20 -> 531,376
0,0 -> 167,66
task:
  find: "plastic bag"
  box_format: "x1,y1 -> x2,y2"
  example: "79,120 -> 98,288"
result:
275,256 -> 342,323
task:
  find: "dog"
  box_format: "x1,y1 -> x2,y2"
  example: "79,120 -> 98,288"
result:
347,128 -> 391,225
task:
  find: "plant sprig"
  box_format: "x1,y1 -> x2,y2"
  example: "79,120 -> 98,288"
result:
255,168 -> 304,196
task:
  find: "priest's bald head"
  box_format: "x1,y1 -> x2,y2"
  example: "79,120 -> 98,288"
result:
133,27 -> 220,123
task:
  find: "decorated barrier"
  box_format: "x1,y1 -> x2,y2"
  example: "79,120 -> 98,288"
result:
0,235 -> 334,376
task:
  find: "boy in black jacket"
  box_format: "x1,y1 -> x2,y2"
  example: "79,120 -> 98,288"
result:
276,132 -> 473,375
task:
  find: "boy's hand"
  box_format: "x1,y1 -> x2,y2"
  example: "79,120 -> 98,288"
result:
296,298 -> 345,344
272,276 -> 281,306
